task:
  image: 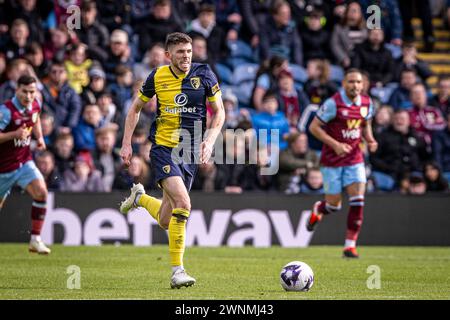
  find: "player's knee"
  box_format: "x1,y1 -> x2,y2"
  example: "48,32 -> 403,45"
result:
173,198 -> 191,212
33,187 -> 48,201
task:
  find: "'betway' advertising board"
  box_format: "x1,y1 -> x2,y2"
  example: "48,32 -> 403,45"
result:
1,192 -> 450,246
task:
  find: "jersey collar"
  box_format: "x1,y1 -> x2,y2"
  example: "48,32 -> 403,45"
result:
339,89 -> 361,107
12,96 -> 32,113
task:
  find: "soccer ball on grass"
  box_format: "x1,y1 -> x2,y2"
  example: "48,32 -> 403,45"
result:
280,261 -> 314,292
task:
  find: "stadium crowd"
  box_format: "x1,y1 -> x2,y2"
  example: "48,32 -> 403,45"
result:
0,0 -> 449,194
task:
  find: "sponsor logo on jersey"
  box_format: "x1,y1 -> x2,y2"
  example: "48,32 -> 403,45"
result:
174,93 -> 188,107
341,128 -> 361,139
346,119 -> 361,129
190,77 -> 200,89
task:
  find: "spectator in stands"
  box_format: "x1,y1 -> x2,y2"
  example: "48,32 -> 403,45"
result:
43,24 -> 72,62
300,6 -> 331,64
237,0 -> 272,48
113,155 -> 152,190
259,0 -> 303,65
133,43 -> 167,81
35,151 -> 62,191
432,113 -> 450,182
372,105 -> 394,140
278,132 -> 319,193
98,91 -> 121,125
96,0 -> 131,32
394,41 -> 432,83
137,0 -> 183,57
11,0 -> 47,44
213,0 -> 242,41
407,171 -> 427,195
0,53 -> 5,81
65,44 -> 92,94
300,167 -> 324,194
409,83 -> 446,146
251,91 -> 290,151
429,76 -> 450,117
0,58 -> 30,101
370,109 -> 428,191
76,0 -> 110,63
188,3 -> 228,64
104,29 -> 134,83
92,124 -> 121,192
41,61 -> 82,133
24,42 -> 48,79
388,68 -> 417,110
190,34 -> 219,77
109,65 -> 133,111
41,113 -> 57,147
192,162 -> 219,193
81,66 -> 107,106
331,1 -> 367,68
352,28 -> 394,87
53,132 -> 76,174
252,55 -> 288,110
1,19 -> 30,61
359,0 -> 403,46
398,0 -> 435,52
72,104 -> 103,152
276,69 -> 309,130
222,89 -> 242,129
61,153 -> 105,192
424,162 -> 449,192
303,59 -> 338,105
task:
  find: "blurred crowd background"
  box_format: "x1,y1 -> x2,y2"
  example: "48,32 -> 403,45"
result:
0,0 -> 449,195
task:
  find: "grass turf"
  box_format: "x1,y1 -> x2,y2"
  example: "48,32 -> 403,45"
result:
0,244 -> 449,300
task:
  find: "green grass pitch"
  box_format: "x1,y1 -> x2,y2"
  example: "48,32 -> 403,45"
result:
0,244 -> 449,300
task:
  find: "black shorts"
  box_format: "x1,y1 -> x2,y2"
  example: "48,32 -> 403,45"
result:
150,144 -> 198,192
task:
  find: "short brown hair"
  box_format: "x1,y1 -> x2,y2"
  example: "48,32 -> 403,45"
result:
344,68 -> 362,78
17,75 -> 36,86
165,32 -> 192,51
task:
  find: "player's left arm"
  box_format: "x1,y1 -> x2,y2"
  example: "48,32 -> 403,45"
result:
33,114 -> 46,151
201,96 -> 225,164
362,99 -> 377,153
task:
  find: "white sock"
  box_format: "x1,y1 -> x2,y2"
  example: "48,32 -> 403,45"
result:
345,239 -> 356,248
134,194 -> 142,206
172,265 -> 184,273
31,235 -> 41,242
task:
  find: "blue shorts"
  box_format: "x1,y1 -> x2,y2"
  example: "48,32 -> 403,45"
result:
150,144 -> 198,192
0,161 -> 44,198
321,163 -> 367,195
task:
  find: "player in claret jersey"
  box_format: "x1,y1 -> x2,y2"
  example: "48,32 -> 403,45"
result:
0,75 -> 51,254
306,68 -> 378,258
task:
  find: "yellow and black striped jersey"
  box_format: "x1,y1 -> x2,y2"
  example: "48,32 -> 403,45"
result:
138,63 -> 221,148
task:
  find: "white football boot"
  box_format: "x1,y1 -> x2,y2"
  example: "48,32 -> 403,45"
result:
170,269 -> 196,289
29,236 -> 51,255
119,183 -> 145,214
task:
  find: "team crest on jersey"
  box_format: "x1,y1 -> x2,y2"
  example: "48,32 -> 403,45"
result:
163,165 -> 171,174
190,77 -> 201,89
360,107 -> 368,118
32,112 -> 38,123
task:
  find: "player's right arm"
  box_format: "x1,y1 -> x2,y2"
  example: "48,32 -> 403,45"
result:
309,99 -> 351,156
120,69 -> 156,166
0,105 -> 29,144
120,96 -> 146,166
